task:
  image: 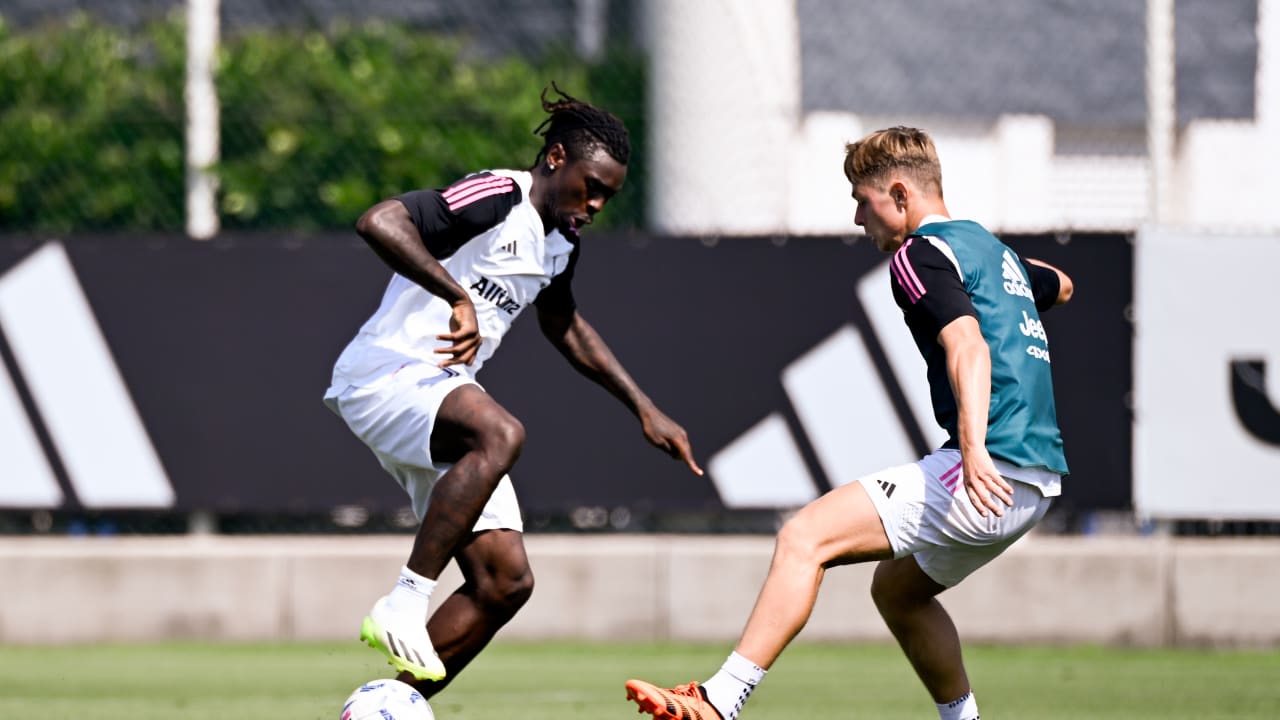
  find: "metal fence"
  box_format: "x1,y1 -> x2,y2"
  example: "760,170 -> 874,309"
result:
0,0 -> 646,234
0,0 -> 1267,235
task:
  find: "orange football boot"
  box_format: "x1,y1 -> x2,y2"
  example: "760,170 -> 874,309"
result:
625,679 -> 723,720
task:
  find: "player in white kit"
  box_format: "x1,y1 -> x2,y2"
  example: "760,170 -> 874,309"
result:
324,84 -> 702,696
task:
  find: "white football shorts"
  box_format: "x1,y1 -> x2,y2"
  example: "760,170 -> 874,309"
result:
323,362 -> 524,532
858,448 -> 1052,587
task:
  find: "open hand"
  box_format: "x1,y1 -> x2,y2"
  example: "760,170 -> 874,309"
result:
436,300 -> 481,367
961,447 -> 1013,518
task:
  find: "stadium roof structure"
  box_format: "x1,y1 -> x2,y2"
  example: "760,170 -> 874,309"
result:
798,0 -> 1256,130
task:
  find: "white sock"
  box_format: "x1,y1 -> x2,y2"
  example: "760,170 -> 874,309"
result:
701,651 -> 766,720
937,689 -> 979,720
384,565 -> 437,619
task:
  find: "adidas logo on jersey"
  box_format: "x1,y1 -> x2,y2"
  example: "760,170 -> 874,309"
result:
876,479 -> 897,498
1001,250 -> 1034,301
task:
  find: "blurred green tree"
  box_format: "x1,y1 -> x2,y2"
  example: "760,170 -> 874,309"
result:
0,12 -> 185,233
0,12 -> 646,233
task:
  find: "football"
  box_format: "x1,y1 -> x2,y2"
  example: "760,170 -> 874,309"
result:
340,678 -> 435,720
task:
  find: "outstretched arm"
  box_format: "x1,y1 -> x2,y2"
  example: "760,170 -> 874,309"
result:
355,199 -> 480,367
537,306 -> 703,475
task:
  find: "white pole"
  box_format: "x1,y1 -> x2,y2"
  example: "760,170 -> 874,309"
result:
1145,0 -> 1175,225
646,0 -> 800,236
185,0 -> 220,240
1259,0 -> 1278,130
575,0 -> 606,62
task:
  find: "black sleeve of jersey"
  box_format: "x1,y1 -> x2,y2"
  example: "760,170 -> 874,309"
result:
395,172 -> 522,259
534,244 -> 580,316
890,237 -> 977,339
1020,254 -> 1062,312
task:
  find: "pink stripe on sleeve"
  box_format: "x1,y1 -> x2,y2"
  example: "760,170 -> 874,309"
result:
891,261 -> 919,302
447,184 -> 514,212
442,175 -> 506,200
445,178 -> 514,211
891,246 -> 924,302
893,238 -> 929,301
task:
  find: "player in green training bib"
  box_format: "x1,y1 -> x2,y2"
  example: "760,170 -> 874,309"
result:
626,127 -> 1074,720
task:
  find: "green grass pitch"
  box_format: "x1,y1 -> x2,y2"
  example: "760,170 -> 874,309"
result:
1,640 -> 1277,719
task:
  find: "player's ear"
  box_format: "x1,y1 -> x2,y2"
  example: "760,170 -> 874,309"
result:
545,142 -> 567,172
889,181 -> 908,210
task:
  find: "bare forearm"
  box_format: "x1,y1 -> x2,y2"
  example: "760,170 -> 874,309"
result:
947,337 -> 992,454
356,200 -> 468,304
552,314 -> 652,415
1024,257 -> 1074,305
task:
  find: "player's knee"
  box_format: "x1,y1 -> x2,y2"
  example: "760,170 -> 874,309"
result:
480,414 -> 525,470
870,562 -> 927,615
505,567 -> 535,609
869,567 -> 898,613
478,565 -> 534,616
774,516 -> 821,566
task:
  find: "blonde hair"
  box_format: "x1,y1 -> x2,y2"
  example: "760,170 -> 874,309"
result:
843,126 -> 943,197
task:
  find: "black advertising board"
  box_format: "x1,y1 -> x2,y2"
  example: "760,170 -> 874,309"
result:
0,232 -> 1131,520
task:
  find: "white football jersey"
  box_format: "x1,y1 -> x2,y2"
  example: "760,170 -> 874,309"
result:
330,170 -> 576,387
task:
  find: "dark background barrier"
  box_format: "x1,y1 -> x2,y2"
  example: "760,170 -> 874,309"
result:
0,232 -> 1131,528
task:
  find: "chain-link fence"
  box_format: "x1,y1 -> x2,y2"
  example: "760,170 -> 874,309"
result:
0,0 -> 646,233
0,8 -> 187,232
0,0 -> 1266,234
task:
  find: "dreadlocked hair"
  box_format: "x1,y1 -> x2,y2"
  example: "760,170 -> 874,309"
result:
531,81 -> 630,168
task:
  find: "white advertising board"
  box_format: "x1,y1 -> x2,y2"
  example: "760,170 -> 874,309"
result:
1135,227 -> 1280,518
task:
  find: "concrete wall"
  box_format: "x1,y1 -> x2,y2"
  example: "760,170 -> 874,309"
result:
1,535 -> 1278,648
